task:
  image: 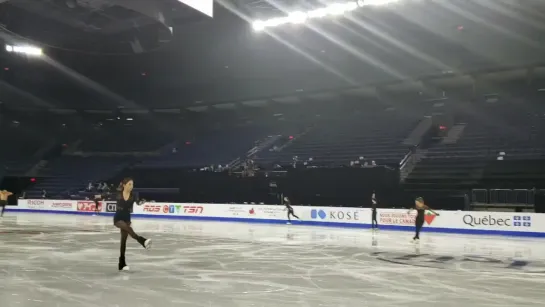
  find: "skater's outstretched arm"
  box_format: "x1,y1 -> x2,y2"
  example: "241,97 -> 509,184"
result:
423,205 -> 440,216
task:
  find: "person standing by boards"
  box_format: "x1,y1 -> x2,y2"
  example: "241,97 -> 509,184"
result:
0,190 -> 13,217
371,191 -> 378,230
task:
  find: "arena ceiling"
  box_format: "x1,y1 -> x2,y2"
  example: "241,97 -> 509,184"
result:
0,0 -> 545,113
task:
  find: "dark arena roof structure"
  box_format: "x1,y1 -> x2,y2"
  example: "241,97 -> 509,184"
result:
0,0 -> 543,114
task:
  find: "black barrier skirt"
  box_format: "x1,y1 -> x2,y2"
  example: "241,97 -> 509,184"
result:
285,167 -> 401,207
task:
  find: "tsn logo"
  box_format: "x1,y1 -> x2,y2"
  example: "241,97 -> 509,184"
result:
183,206 -> 203,214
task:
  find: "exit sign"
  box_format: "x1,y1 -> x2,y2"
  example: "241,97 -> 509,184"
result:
178,0 -> 213,17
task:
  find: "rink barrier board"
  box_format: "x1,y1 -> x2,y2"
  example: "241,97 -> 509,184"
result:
8,203 -> 545,238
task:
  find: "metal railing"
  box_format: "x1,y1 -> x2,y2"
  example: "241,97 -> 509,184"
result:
472,188 -> 536,205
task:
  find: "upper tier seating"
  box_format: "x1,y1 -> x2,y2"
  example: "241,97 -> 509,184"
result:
426,105 -> 545,160
0,122 -> 57,175
79,126 -> 173,152
25,156 -> 131,198
138,128 -> 274,168
406,103 -> 545,189
255,110 -> 421,167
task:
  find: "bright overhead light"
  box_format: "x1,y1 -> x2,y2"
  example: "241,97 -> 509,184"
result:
363,0 -> 399,6
287,11 -> 308,24
308,8 -> 328,19
5,44 -> 43,56
251,0 -> 400,31
252,20 -> 266,31
327,3 -> 350,15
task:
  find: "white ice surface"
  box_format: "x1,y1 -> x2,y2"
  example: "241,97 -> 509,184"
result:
1,213 -> 545,307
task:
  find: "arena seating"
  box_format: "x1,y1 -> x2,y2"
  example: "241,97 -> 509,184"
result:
78,126 -> 173,153
255,109 -> 421,168
137,128 -> 275,168
405,102 -> 545,190
0,121 -> 57,176
24,156 -> 132,199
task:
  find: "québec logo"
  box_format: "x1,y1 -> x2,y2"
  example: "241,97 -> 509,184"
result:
311,209 -> 327,220
513,216 -> 532,227
462,215 -> 531,227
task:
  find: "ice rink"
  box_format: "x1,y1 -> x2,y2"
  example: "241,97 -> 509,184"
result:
1,213 -> 545,307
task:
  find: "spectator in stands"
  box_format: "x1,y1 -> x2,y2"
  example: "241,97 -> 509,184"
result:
87,182 -> 93,192
41,189 -> 48,199
292,156 -> 298,168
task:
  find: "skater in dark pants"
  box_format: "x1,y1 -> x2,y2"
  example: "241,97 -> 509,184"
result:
371,191 -> 378,230
93,194 -> 102,215
284,197 -> 300,224
114,178 -> 152,271
408,197 -> 439,243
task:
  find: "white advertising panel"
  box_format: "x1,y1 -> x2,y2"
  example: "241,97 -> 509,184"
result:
303,206 -> 370,224
13,200 -> 545,237
133,203 -> 288,220
15,199 -> 77,212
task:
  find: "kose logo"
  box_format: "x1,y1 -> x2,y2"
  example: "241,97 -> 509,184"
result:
183,206 -> 203,214
463,215 -> 532,227
311,209 -> 360,221
311,209 -> 327,219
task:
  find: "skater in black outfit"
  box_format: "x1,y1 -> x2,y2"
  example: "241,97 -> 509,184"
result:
408,197 -> 439,242
371,191 -> 378,230
114,178 -> 151,271
284,197 -> 300,224
93,194 -> 102,215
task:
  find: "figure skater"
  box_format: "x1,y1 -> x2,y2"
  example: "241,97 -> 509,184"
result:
408,197 -> 439,243
93,194 -> 102,215
0,190 -> 12,217
114,178 -> 151,271
371,191 -> 378,230
284,197 -> 300,224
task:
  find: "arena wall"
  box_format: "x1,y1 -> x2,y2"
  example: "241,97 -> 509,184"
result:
8,199 -> 544,238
